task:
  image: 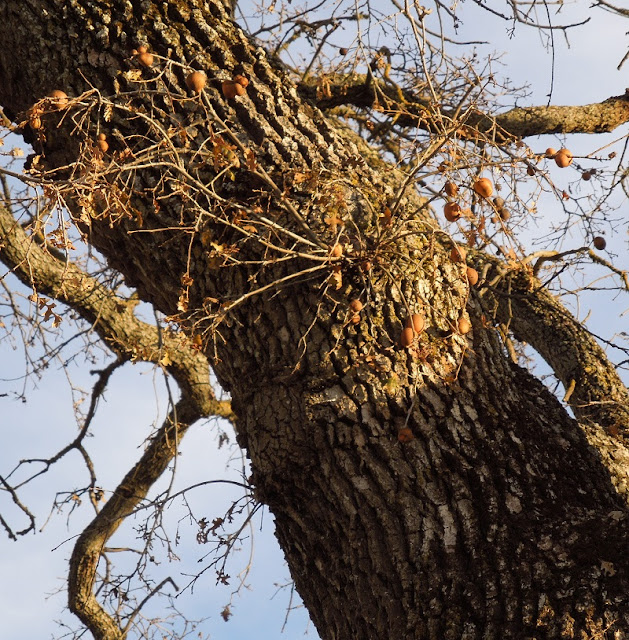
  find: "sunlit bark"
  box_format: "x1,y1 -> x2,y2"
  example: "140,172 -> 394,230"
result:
1,1 -> 628,638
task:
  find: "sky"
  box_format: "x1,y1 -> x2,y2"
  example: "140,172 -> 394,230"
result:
0,2 -> 628,639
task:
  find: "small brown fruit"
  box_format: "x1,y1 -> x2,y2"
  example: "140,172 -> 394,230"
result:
450,245 -> 466,263
554,148 -> 573,168
593,236 -> 606,250
493,197 -> 505,208
545,147 -> 557,158
466,267 -> 479,286
350,314 -> 361,325
330,243 -> 343,257
137,47 -> 154,67
186,71 -> 207,93
406,314 -> 425,334
473,177 -> 493,198
233,74 -> 249,88
349,299 -> 363,313
526,166 -> 536,176
96,135 -> 109,153
401,327 -> 415,347
458,317 -> 472,335
222,80 -> 246,99
29,114 -> 42,130
47,90 -> 68,109
397,427 -> 414,443
444,181 -> 458,197
339,47 -> 349,55
444,202 -> 462,222
498,207 -> 511,221
582,171 -> 592,181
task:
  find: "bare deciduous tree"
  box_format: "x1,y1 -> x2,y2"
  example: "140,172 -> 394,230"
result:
1,1 -> 629,638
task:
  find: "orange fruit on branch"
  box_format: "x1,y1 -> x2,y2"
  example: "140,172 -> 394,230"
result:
554,148 -> 573,168
444,202 -> 462,222
186,71 -> 207,93
473,177 -> 493,198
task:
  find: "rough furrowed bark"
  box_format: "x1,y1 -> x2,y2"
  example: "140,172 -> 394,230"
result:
1,2 -> 629,639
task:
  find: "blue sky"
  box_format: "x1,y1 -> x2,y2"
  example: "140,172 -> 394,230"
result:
1,3 -> 628,639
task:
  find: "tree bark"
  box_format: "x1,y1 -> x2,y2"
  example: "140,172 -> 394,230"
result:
1,1 -> 629,639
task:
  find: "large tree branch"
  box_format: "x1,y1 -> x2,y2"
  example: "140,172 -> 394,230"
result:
67,395 -> 207,640
476,253 -> 629,435
301,75 -> 629,140
0,194 -> 234,638
0,193 -> 224,411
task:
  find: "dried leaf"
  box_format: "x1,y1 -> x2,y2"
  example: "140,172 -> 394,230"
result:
177,292 -> 189,312
244,148 -> 256,171
329,265 -> 343,290
159,352 -> 172,366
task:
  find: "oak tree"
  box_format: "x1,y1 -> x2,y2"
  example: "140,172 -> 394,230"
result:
1,1 -> 629,638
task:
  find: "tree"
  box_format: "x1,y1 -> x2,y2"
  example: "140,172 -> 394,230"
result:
1,0 -> 629,638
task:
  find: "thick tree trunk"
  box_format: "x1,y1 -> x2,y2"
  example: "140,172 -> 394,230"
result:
1,1 -> 629,638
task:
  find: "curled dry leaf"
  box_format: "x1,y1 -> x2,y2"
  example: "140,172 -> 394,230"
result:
450,245 -> 466,263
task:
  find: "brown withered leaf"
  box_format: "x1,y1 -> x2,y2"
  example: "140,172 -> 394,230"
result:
244,148 -> 256,171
